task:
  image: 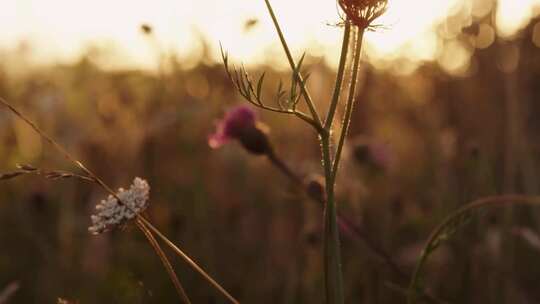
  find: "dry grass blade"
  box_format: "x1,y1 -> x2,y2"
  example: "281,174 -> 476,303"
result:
0,96 -> 240,304
139,217 -> 240,304
0,165 -> 94,183
0,171 -> 26,180
136,220 -> 192,304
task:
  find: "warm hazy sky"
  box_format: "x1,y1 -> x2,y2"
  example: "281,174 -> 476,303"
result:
0,0 -> 538,69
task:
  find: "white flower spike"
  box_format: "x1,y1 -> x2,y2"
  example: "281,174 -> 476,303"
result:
88,177 -> 150,235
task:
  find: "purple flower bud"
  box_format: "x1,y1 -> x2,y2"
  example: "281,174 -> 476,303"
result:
209,105 -> 272,155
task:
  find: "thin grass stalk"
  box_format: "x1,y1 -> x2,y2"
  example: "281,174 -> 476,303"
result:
0,97 -> 238,304
324,20 -> 352,130
136,220 -> 192,304
331,28 -> 364,180
139,217 -> 240,304
262,0 -> 324,132
407,195 -> 540,304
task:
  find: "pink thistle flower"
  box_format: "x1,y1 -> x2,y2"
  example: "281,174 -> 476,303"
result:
209,106 -> 256,148
209,105 -> 272,155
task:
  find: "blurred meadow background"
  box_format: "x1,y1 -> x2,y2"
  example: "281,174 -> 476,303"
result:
2,0 -> 540,303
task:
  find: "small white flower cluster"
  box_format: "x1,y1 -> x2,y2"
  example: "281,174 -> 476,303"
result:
88,177 -> 150,235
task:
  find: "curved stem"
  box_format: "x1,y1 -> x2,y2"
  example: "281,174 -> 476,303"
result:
324,20 -> 352,131
136,220 -> 192,304
263,0 -> 323,131
331,28 -> 364,180
407,195 -> 540,304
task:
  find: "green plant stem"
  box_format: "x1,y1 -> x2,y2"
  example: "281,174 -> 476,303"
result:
321,134 -> 344,304
331,28 -> 364,180
139,217 -> 240,304
318,19 -> 354,304
267,149 -> 407,279
407,195 -> 540,304
267,151 -> 303,185
325,20 -> 351,130
263,0 -> 324,133
136,220 -> 192,304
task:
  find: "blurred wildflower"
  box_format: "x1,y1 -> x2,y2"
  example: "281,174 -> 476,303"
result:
0,281 -> 19,304
88,177 -> 150,235
338,0 -> 388,30
243,18 -> 259,32
306,175 -> 325,203
140,24 -> 153,35
352,137 -> 393,172
209,105 -> 272,155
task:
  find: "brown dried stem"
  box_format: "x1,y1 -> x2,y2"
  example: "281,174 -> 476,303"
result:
136,219 -> 192,304
0,96 -> 239,304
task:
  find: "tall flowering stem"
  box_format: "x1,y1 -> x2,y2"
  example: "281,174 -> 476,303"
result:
319,19 -> 353,304
230,1 -> 386,302
325,20 -> 351,130
332,28 -> 365,179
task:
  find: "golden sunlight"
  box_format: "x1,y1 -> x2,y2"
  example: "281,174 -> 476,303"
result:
0,0 -> 538,70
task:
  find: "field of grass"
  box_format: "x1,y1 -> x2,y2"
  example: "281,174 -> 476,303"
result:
1,3 -> 540,304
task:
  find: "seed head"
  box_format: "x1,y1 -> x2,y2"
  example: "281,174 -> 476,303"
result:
338,0 -> 388,30
88,177 -> 150,235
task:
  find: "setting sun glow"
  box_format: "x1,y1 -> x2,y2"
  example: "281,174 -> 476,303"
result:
1,0 -> 538,70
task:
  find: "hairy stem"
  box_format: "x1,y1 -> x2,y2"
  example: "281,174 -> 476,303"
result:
318,18 -> 353,304
332,28 -> 364,180
136,220 -> 192,304
325,20 -> 351,130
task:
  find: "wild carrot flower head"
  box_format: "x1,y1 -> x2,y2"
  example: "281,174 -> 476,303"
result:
209,105 -> 272,155
338,0 -> 388,30
88,177 -> 150,235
